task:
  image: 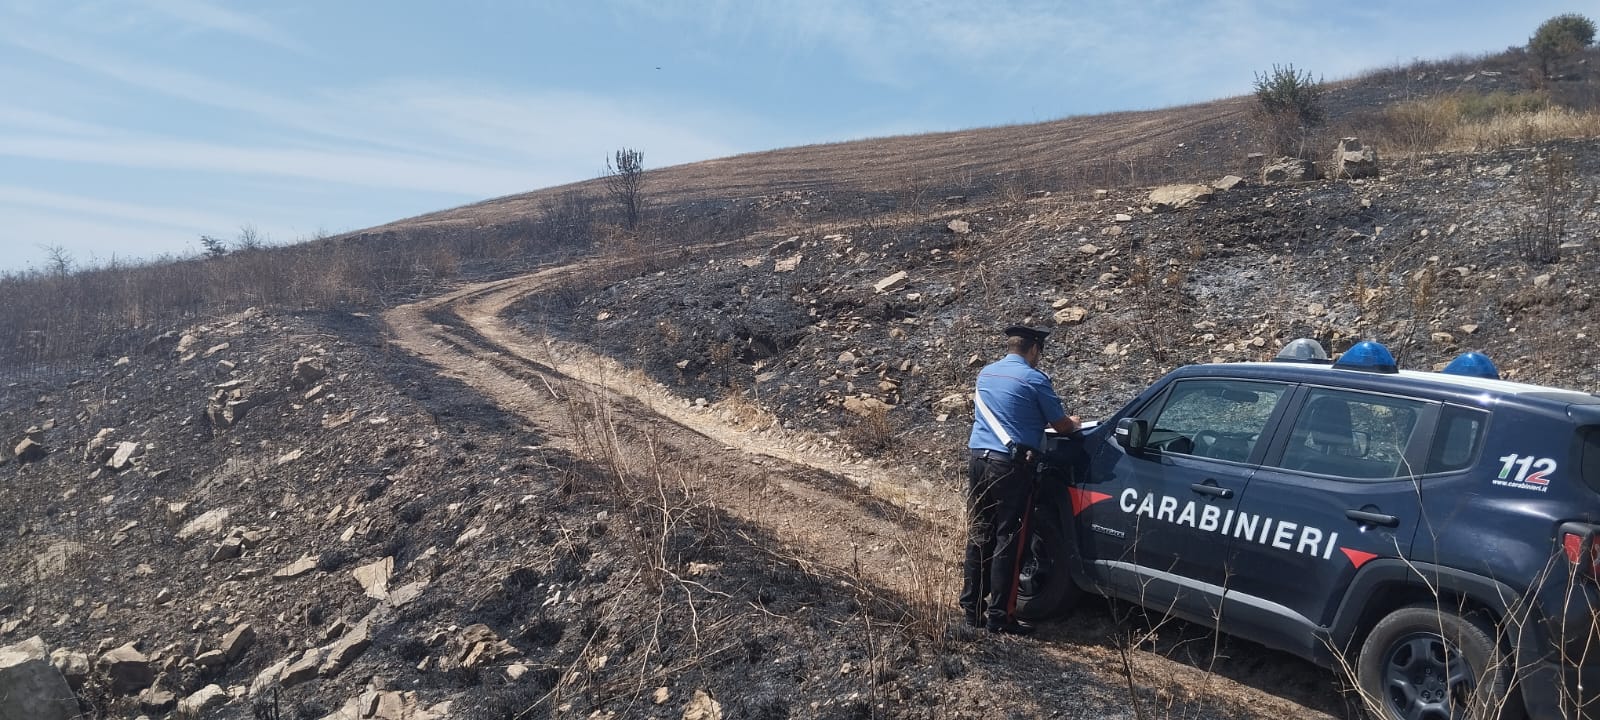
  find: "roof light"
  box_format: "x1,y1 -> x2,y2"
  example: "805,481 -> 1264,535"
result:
1273,338 -> 1331,364
1333,340 -> 1398,374
1441,351 -> 1500,380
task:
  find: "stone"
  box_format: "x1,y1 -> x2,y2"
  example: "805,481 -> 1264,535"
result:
1460,324 -> 1480,335
1077,244 -> 1100,255
99,642 -> 154,695
683,689 -> 722,720
1432,332 -> 1456,344
1053,306 -> 1088,325
47,648 -> 88,689
1213,174 -> 1244,191
1534,273 -> 1553,288
13,438 -> 46,464
274,555 -> 319,580
1331,138 -> 1379,179
193,650 -> 226,668
279,649 -> 323,688
946,219 -> 971,234
249,658 -> 290,697
83,428 -> 114,462
1113,213 -> 1133,222
221,624 -> 255,663
653,687 -> 670,704
773,253 -> 802,273
842,396 -> 890,417
1261,157 -> 1318,184
1146,184 -> 1215,212
178,684 -> 228,716
0,636 -> 78,720
209,537 -> 243,562
873,271 -> 908,293
202,342 -> 230,358
106,442 -> 141,471
143,330 -> 180,355
319,619 -> 370,678
175,334 -> 199,355
291,357 -> 326,390
459,625 -> 520,670
139,688 -> 176,713
353,557 -> 394,600
178,508 -> 230,539
506,664 -> 530,681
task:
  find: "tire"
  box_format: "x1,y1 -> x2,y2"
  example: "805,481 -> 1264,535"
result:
1356,604 -> 1522,720
1013,496 -> 1083,622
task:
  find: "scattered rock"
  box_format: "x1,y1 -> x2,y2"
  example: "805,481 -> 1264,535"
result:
291,356 -> 327,390
653,687 -> 670,704
139,688 -> 176,714
273,555 -> 320,580
220,623 -> 255,663
1331,137 -> 1379,179
1146,184 -> 1215,212
202,342 -> 231,358
873,271 -> 908,293
178,684 -> 229,716
106,442 -> 141,471
1261,157 -> 1318,184
319,618 -> 371,678
459,625 -> 520,670
842,396 -> 890,416
1113,213 -> 1133,222
13,438 -> 46,464
47,648 -> 89,689
99,642 -> 154,695
352,557 -> 394,600
279,649 -> 324,688
946,219 -> 971,234
1053,306 -> 1088,325
773,254 -> 802,273
1212,174 -> 1244,191
683,689 -> 723,720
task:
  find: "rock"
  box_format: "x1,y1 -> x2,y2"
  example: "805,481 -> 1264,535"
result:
319,619 -> 370,678
221,624 -> 255,663
1053,306 -> 1088,325
83,428 -> 115,462
1113,213 -> 1133,222
1534,273 -> 1553,288
1077,244 -> 1100,255
352,557 -> 394,600
837,351 -> 856,364
683,689 -> 722,720
768,237 -> 799,255
193,650 -> 226,668
506,664 -> 530,681
1261,157 -> 1318,184
773,254 -> 802,273
143,330 -> 180,355
873,271 -> 908,293
842,396 -> 890,416
178,684 -> 228,716
202,342 -> 230,358
209,537 -> 243,562
291,357 -> 327,390
653,687 -> 670,704
274,555 -> 320,580
139,688 -> 176,714
935,394 -> 968,414
1331,138 -> 1379,179
13,438 -> 46,464
1146,184 -> 1214,212
1213,174 -> 1244,191
1,636 -> 78,720
1459,324 -> 1480,335
946,219 -> 971,234
279,649 -> 323,688
175,334 -> 199,355
99,642 -> 154,695
106,442 -> 141,471
1431,332 -> 1456,344
387,581 -> 428,609
249,657 -> 290,697
459,625 -> 520,670
47,648 -> 88,689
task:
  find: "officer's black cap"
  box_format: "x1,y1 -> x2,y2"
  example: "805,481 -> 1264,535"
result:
1003,325 -> 1050,344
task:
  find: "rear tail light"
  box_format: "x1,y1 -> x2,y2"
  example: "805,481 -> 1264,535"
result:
1560,522 -> 1600,578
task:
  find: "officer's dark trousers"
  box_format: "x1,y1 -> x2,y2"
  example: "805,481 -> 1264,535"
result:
960,453 -> 1033,625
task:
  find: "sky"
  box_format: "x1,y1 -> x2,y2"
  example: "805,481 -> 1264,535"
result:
0,1 -> 1585,273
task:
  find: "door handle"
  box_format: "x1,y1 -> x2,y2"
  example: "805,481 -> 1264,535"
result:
1346,509 -> 1400,527
1190,482 -> 1234,499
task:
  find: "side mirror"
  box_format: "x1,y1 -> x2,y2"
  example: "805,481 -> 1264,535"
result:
1115,417 -> 1150,452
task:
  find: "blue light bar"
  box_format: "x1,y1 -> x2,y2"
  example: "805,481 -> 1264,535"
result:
1441,351 -> 1500,380
1333,340 -> 1398,374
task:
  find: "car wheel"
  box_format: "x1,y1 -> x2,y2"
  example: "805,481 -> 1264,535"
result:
1356,605 -> 1520,720
1013,496 -> 1082,621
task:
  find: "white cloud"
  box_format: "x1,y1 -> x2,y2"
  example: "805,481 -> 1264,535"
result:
139,0 -> 310,54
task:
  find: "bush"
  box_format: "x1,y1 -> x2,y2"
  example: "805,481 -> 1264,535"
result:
1252,64 -> 1326,157
1530,13 -> 1596,76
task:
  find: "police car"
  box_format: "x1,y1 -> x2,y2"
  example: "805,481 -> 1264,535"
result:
1017,339 -> 1600,720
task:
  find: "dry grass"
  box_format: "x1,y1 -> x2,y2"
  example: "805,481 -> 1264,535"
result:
1370,94 -> 1600,155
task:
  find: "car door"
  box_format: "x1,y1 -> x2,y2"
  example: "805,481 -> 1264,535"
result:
1223,386 -> 1436,656
1076,377 -> 1292,622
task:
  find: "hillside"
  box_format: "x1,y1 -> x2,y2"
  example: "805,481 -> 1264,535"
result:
2,47 -> 1599,720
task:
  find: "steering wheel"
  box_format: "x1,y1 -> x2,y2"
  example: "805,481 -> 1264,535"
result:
1192,430 -> 1222,454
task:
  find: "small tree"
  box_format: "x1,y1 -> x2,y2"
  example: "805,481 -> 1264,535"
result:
1252,64 -> 1326,158
603,148 -> 646,231
1529,13 -> 1596,77
199,235 -> 228,259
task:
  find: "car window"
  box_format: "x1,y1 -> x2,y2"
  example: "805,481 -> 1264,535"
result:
1581,426 -> 1600,494
1425,405 -> 1487,474
1140,379 -> 1288,462
1276,388 -> 1428,479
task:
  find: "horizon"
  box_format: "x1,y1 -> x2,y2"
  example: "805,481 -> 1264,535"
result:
0,0 -> 1586,274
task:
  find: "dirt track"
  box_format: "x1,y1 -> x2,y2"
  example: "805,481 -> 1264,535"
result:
382,251 -> 1358,719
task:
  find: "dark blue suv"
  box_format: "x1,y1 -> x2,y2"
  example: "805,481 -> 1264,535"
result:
1019,341 -> 1600,720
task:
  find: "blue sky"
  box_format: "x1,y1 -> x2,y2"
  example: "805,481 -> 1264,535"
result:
0,1 -> 1583,273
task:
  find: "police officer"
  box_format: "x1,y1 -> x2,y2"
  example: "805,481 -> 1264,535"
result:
963,325 -> 1080,635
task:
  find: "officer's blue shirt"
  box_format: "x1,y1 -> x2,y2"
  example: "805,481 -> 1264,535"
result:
968,354 -> 1068,453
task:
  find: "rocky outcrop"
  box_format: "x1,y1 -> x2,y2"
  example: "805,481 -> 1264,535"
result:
1260,156 -> 1319,184
1146,183 -> 1215,212
1331,137 -> 1380,179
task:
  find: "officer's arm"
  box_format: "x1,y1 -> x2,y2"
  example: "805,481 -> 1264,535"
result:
1050,415 -> 1082,434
